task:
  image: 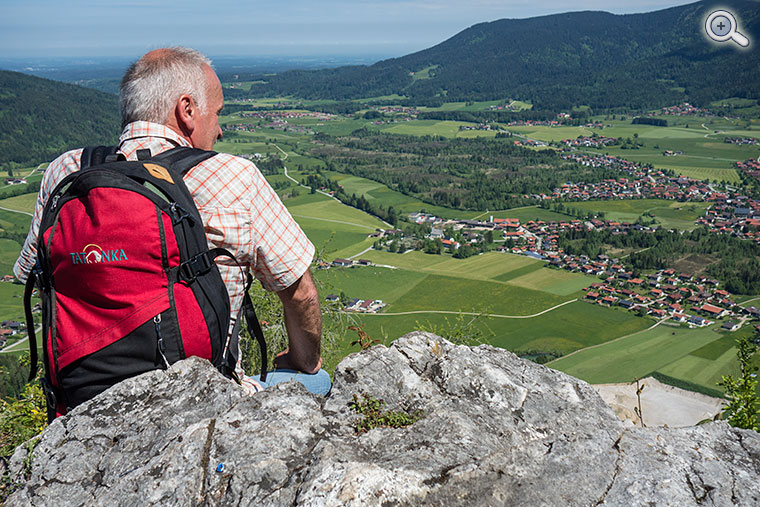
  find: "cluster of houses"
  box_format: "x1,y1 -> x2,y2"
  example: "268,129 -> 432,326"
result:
223,118 -> 315,135
737,158 -> 760,183
326,294 -> 386,313
375,106 -> 419,116
240,111 -> 336,121
547,153 -> 720,202
487,102 -> 524,111
0,320 -> 25,348
560,135 -> 618,148
459,123 -> 506,132
697,196 -> 760,242
657,103 -> 715,116
580,268 -> 756,329
724,137 -> 758,146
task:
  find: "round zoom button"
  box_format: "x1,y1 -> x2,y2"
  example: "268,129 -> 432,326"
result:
710,16 -> 732,37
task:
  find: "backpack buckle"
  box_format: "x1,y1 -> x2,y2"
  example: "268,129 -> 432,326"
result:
179,252 -> 212,283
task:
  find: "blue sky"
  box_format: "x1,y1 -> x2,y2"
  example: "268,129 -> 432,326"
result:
1,0 -> 700,59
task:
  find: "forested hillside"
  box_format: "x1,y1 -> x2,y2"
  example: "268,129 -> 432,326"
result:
249,0 -> 760,110
0,71 -> 119,170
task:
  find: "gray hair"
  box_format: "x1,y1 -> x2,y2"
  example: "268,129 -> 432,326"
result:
120,47 -> 213,128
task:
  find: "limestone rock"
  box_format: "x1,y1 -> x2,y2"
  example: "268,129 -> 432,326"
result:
6,332 -> 760,506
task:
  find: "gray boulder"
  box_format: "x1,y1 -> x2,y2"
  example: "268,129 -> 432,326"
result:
6,332 -> 760,506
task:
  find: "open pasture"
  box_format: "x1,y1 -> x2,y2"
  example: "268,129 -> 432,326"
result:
287,197 -> 386,230
0,193 -> 37,214
506,267 -> 594,296
387,273 -> 567,316
323,172 -> 478,219
0,282 -> 25,323
351,299 -> 649,355
380,120 -> 480,138
315,266 -> 428,305
569,199 -> 708,230
548,322 -> 732,389
363,250 -> 543,282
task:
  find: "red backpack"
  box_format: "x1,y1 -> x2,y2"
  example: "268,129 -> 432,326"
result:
24,146 -> 267,420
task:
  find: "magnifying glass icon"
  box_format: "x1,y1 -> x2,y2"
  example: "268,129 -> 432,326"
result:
705,10 -> 750,47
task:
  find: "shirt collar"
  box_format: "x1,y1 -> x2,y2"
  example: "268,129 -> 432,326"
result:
119,121 -> 193,148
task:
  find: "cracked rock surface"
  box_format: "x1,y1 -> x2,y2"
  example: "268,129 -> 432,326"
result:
7,332 -> 760,506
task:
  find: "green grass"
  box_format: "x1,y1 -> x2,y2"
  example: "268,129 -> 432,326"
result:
411,65 -> 439,82
549,322 -> 729,387
507,267 -> 594,296
0,239 -> 22,276
507,122 -> 759,183
315,266 -> 428,304
0,282 -> 26,323
689,334 -> 738,359
0,209 -> 32,236
325,172 -> 478,219
349,299 -> 649,356
388,273 -> 566,316
288,198 -> 387,230
379,120 -> 482,138
568,199 -> 709,230
361,250 -> 537,281
0,193 -> 37,214
283,195 -> 386,258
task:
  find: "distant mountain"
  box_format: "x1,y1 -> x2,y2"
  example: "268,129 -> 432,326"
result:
0,71 -> 119,168
250,0 -> 760,110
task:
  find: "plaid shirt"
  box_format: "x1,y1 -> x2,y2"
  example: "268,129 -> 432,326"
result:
15,122 -> 314,383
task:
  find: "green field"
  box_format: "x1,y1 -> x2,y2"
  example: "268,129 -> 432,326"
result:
546,320 -> 756,394
324,172 -> 475,219
506,121 -> 758,183
284,194 -> 386,258
0,193 -> 37,214
380,120 -> 494,138
568,199 -> 709,230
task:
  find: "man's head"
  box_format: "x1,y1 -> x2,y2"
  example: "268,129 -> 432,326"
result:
120,47 -> 224,150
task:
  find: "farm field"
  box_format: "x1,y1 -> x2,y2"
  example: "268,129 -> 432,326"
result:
568,199 -> 709,230
350,297 -> 650,356
379,120 -> 495,138
0,193 -> 36,214
506,121 -> 757,183
284,193 -> 386,257
547,321 -> 750,394
322,172 -> 475,219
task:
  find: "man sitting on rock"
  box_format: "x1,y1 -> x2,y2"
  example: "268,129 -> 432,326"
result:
14,47 -> 330,395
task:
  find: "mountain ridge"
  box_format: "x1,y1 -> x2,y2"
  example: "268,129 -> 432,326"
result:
0,70 -> 120,169
249,0 -> 760,110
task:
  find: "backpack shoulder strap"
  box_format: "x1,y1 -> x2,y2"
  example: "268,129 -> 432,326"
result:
152,147 -> 217,176
80,146 -> 121,169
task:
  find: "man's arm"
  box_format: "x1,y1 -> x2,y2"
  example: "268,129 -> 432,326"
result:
274,268 -> 322,373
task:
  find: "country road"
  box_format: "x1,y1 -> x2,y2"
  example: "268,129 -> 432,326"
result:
0,205 -> 33,217
354,298 -> 577,319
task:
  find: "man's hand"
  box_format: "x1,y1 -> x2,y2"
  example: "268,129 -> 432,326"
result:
276,268 -> 322,374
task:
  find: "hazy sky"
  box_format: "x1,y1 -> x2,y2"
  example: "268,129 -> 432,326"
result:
1,0 -> 700,59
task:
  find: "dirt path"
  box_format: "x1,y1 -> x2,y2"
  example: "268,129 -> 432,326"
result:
356,298 -> 577,319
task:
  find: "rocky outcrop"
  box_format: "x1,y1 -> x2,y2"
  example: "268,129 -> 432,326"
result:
7,332 -> 760,506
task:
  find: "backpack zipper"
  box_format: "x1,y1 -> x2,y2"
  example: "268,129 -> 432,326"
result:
154,314 -> 170,369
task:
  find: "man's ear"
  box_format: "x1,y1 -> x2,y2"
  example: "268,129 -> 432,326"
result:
174,94 -> 196,137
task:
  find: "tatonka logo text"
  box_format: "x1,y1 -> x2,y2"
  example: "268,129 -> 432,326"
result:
70,244 -> 128,265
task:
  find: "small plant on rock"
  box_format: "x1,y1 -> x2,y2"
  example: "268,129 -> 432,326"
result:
348,394 -> 425,433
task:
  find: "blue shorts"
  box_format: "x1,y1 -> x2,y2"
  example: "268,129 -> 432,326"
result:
247,368 -> 332,396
